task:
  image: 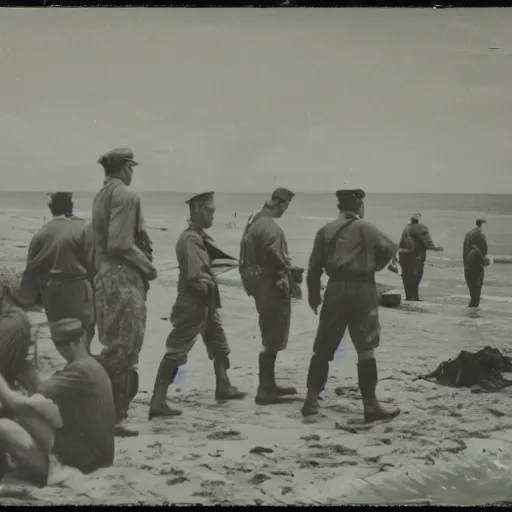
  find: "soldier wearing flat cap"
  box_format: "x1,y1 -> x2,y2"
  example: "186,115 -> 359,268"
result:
21,191 -> 96,351
92,148 -> 156,427
463,218 -> 489,308
398,212 -> 443,301
148,191 -> 246,419
34,318 -> 115,475
302,189 -> 400,423
239,187 -> 302,405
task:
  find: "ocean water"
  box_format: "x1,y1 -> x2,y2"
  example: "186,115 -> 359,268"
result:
1,191 -> 511,307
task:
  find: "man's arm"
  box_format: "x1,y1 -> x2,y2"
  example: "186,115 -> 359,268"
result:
260,219 -> 289,272
418,224 -> 443,252
80,222 -> 95,280
306,229 -> 325,313
107,188 -> 156,280
179,234 -> 214,299
362,222 -> 398,271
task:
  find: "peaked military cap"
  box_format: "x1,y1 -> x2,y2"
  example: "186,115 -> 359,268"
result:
476,218 -> 487,227
48,191 -> 72,202
185,191 -> 215,206
271,187 -> 295,202
335,189 -> 366,203
49,318 -> 84,344
411,212 -> 422,221
97,148 -> 139,168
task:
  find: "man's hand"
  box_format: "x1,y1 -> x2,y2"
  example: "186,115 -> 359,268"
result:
434,246 -> 444,252
192,281 -> 212,302
308,294 -> 321,315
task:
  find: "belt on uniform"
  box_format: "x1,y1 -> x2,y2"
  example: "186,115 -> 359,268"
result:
328,270 -> 375,282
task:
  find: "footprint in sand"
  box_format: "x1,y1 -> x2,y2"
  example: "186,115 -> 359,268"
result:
166,476 -> 189,486
249,473 -> 270,485
207,429 -> 245,441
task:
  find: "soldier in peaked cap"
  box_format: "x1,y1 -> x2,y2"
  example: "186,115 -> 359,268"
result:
301,188 -> 400,423
148,191 -> 246,419
463,218 -> 489,308
21,191 -> 95,351
239,187 -> 303,405
398,212 -> 443,301
92,148 -> 156,431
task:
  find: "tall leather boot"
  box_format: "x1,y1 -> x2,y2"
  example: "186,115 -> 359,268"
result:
301,354 -> 329,417
255,352 -> 290,405
268,351 -> 297,396
148,357 -> 183,420
213,357 -> 247,401
357,358 -> 400,423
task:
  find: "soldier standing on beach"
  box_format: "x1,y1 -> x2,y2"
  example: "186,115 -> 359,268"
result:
20,192 -> 95,350
239,188 -> 303,405
301,189 -> 401,423
92,148 -> 157,427
463,219 -> 489,308
148,191 -> 246,419
398,213 -> 444,301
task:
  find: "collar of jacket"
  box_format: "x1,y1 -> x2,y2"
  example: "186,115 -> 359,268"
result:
187,220 -> 214,242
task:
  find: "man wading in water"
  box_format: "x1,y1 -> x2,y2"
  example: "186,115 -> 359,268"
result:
92,148 -> 157,432
21,192 -> 95,351
148,191 -> 246,419
239,188 -> 303,405
463,219 -> 489,308
398,213 -> 443,301
301,189 -> 400,423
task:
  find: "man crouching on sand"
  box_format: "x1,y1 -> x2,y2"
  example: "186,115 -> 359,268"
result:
301,189 -> 400,423
239,188 -> 303,405
148,192 -> 247,419
0,318 -> 115,485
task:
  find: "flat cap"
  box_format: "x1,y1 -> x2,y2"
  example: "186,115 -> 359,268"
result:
476,218 -> 487,227
271,187 -> 295,202
49,318 -> 84,344
48,192 -> 72,202
411,212 -> 422,221
336,189 -> 366,203
185,191 -> 215,206
97,148 -> 139,168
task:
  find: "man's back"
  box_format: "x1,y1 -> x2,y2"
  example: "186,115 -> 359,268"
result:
27,217 -> 89,280
37,357 -> 115,473
242,214 -> 289,274
463,227 -> 487,263
311,216 -> 397,276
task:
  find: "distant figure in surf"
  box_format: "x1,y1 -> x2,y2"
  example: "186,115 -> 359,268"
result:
463,218 -> 489,308
302,189 -> 400,423
148,191 -> 246,419
398,213 -> 443,301
92,148 -> 156,432
20,192 -> 95,351
239,188 -> 303,405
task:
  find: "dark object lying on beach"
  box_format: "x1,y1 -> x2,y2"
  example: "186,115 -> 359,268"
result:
416,346 -> 512,391
376,283 -> 402,308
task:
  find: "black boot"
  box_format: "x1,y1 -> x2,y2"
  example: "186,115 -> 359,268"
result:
357,359 -> 400,423
301,354 -> 329,416
255,352 -> 293,405
268,351 -> 297,396
213,357 -> 247,401
148,357 -> 183,420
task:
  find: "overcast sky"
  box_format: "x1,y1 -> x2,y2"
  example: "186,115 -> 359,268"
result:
0,8 -> 511,193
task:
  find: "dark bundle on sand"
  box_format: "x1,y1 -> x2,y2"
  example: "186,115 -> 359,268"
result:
416,347 -> 512,391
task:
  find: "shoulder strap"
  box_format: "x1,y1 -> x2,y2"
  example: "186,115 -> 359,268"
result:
325,218 -> 357,259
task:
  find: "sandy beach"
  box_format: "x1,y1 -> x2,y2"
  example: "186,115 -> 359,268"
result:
1,206 -> 512,506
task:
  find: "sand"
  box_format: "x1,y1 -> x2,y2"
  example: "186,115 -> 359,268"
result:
1,210 -> 512,505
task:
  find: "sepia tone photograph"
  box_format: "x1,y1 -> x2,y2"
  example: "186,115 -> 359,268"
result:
0,5 -> 511,505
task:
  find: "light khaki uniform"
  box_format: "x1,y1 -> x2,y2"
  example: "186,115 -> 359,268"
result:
239,212 -> 292,352
165,224 -> 230,366
307,214 -> 398,360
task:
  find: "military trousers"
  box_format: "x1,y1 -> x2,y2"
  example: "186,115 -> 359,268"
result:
399,253 -> 424,300
253,277 -> 291,352
164,291 -> 230,366
313,278 -> 381,361
464,267 -> 484,308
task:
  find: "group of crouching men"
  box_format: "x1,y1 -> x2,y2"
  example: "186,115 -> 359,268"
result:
0,148 -> 405,488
